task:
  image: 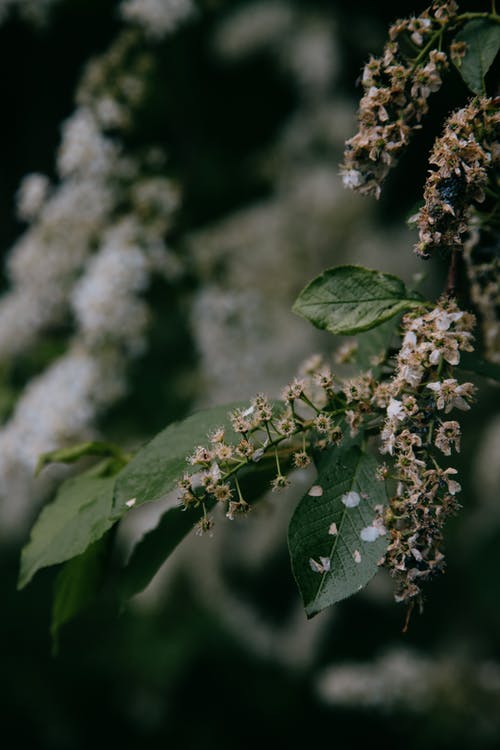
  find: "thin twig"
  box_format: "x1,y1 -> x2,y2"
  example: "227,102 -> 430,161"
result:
446,247 -> 459,297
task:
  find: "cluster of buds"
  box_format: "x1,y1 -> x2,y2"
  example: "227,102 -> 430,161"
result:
413,98 -> 500,257
177,384 -> 347,533
377,298 -> 476,603
340,1 -> 456,198
177,358 -> 386,532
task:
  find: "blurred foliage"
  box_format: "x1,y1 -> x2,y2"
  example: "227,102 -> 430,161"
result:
0,1 -> 499,748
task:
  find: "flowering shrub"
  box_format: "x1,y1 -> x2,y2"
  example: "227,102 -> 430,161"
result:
13,0 -> 500,645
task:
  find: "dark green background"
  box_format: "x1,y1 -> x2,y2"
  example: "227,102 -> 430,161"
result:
1,2 -> 498,748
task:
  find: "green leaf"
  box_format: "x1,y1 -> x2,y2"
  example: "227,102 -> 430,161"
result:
458,352 -> 500,382
118,504 -> 207,601
36,441 -> 125,476
292,265 -> 422,335
453,19 -> 500,95
18,475 -> 116,589
113,402 -> 245,514
288,446 -> 388,618
51,536 -> 109,653
353,316 -> 401,372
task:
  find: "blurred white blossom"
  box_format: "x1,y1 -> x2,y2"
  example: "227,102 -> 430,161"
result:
72,218 -> 151,354
0,0 -> 60,25
120,0 -> 195,39
16,174 -> 51,222
0,19 -> 182,528
317,649 -> 500,716
214,1 -> 294,59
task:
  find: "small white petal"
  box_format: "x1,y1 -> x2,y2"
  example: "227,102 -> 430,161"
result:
209,462 -> 221,480
353,549 -> 362,563
125,498 -> 137,508
319,556 -> 331,572
309,558 -> 322,573
341,490 -> 361,508
426,381 -> 441,392
435,313 -> 452,331
360,525 -> 380,542
403,330 -> 417,346
308,485 -> 323,497
387,398 -> 404,420
341,169 -> 363,189
309,557 -> 328,573
328,522 -> 338,536
251,448 -> 265,462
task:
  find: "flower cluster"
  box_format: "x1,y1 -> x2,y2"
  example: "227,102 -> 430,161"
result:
340,1 -> 456,198
377,299 -> 476,604
177,348 -> 374,522
0,18 -> 183,528
178,389 -> 337,531
413,98 -> 500,257
76,28 -> 152,131
181,287 -> 480,609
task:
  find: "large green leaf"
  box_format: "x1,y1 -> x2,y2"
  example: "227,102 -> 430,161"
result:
453,19 -> 500,95
113,403 -> 245,514
353,315 -> 401,372
18,475 -> 115,589
51,535 -> 110,652
36,441 -> 126,476
293,265 -> 422,335
118,504 -> 208,601
288,446 -> 388,617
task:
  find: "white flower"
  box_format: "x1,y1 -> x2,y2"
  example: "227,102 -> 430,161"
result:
434,420 -> 461,455
398,363 -> 424,388
341,169 -> 363,189
387,398 -> 405,420
402,329 -> 417,347
435,310 -> 463,331
426,379 -> 475,412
